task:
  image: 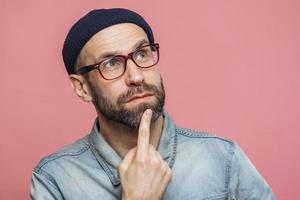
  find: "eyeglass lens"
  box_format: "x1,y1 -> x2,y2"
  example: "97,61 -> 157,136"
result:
99,45 -> 159,80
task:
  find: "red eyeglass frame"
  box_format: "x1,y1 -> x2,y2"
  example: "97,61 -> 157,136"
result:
76,43 -> 160,80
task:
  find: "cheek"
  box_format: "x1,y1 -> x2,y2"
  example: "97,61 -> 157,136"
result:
145,70 -> 162,85
86,75 -> 119,102
101,82 -> 128,102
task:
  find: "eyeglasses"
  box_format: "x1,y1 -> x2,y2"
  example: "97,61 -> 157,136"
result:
77,43 -> 160,80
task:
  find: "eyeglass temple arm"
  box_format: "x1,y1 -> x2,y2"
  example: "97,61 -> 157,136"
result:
77,64 -> 97,75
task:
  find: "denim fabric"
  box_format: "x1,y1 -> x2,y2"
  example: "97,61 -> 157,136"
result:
30,110 -> 276,200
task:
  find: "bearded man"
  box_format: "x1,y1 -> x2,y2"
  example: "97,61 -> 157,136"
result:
30,8 -> 276,200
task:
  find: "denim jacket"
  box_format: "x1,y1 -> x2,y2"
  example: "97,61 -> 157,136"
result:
30,110 -> 276,200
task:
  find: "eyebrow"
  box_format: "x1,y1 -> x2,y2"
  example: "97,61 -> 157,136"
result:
95,39 -> 149,62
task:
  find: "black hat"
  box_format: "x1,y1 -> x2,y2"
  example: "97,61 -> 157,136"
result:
62,8 -> 154,75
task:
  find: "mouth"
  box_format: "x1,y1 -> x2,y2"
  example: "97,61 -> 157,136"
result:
127,93 -> 154,103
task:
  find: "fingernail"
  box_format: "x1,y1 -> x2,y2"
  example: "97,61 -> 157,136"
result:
146,109 -> 152,115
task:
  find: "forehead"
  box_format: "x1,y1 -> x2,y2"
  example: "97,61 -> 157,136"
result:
80,23 -> 149,60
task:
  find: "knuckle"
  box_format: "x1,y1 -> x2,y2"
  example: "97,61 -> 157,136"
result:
159,165 -> 167,174
166,168 -> 172,177
118,164 -> 126,173
150,146 -> 159,156
149,144 -> 155,151
153,158 -> 161,166
156,151 -> 163,159
149,157 -> 160,168
135,156 -> 147,165
139,126 -> 147,132
129,148 -> 136,155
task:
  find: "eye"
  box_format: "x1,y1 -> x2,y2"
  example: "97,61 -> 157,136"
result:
102,57 -> 122,70
106,58 -> 117,67
134,50 -> 148,60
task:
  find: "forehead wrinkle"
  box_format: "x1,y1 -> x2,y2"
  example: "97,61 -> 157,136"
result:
94,38 -> 149,62
81,24 -> 149,64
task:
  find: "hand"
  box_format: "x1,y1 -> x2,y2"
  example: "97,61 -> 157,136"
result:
118,109 -> 172,200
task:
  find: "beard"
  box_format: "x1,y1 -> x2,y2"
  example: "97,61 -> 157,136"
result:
87,77 -> 165,129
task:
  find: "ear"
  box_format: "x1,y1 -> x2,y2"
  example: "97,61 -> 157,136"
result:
69,74 -> 93,102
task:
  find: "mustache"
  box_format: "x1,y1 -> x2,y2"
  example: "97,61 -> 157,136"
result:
117,83 -> 160,104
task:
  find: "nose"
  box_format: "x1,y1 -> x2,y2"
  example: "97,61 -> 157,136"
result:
124,59 -> 145,86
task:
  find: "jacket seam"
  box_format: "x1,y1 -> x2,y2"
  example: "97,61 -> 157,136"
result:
226,142 -> 237,199
89,145 -> 120,187
35,144 -> 91,174
168,129 -> 178,169
225,142 -> 235,198
32,170 -> 63,198
176,127 -> 234,144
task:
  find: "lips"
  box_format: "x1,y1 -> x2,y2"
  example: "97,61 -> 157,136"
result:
127,93 -> 153,102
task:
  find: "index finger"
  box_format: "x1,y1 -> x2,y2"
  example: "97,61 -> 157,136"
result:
136,109 -> 152,159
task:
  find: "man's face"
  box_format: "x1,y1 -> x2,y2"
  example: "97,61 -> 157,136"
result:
77,23 -> 165,129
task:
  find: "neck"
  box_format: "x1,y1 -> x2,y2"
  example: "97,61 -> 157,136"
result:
96,112 -> 164,159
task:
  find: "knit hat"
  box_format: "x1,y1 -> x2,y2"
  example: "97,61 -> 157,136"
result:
62,8 -> 154,75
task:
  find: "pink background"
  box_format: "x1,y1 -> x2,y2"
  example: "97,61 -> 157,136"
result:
1,0 -> 299,199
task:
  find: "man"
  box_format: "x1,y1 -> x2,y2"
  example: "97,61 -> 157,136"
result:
30,8 -> 276,200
